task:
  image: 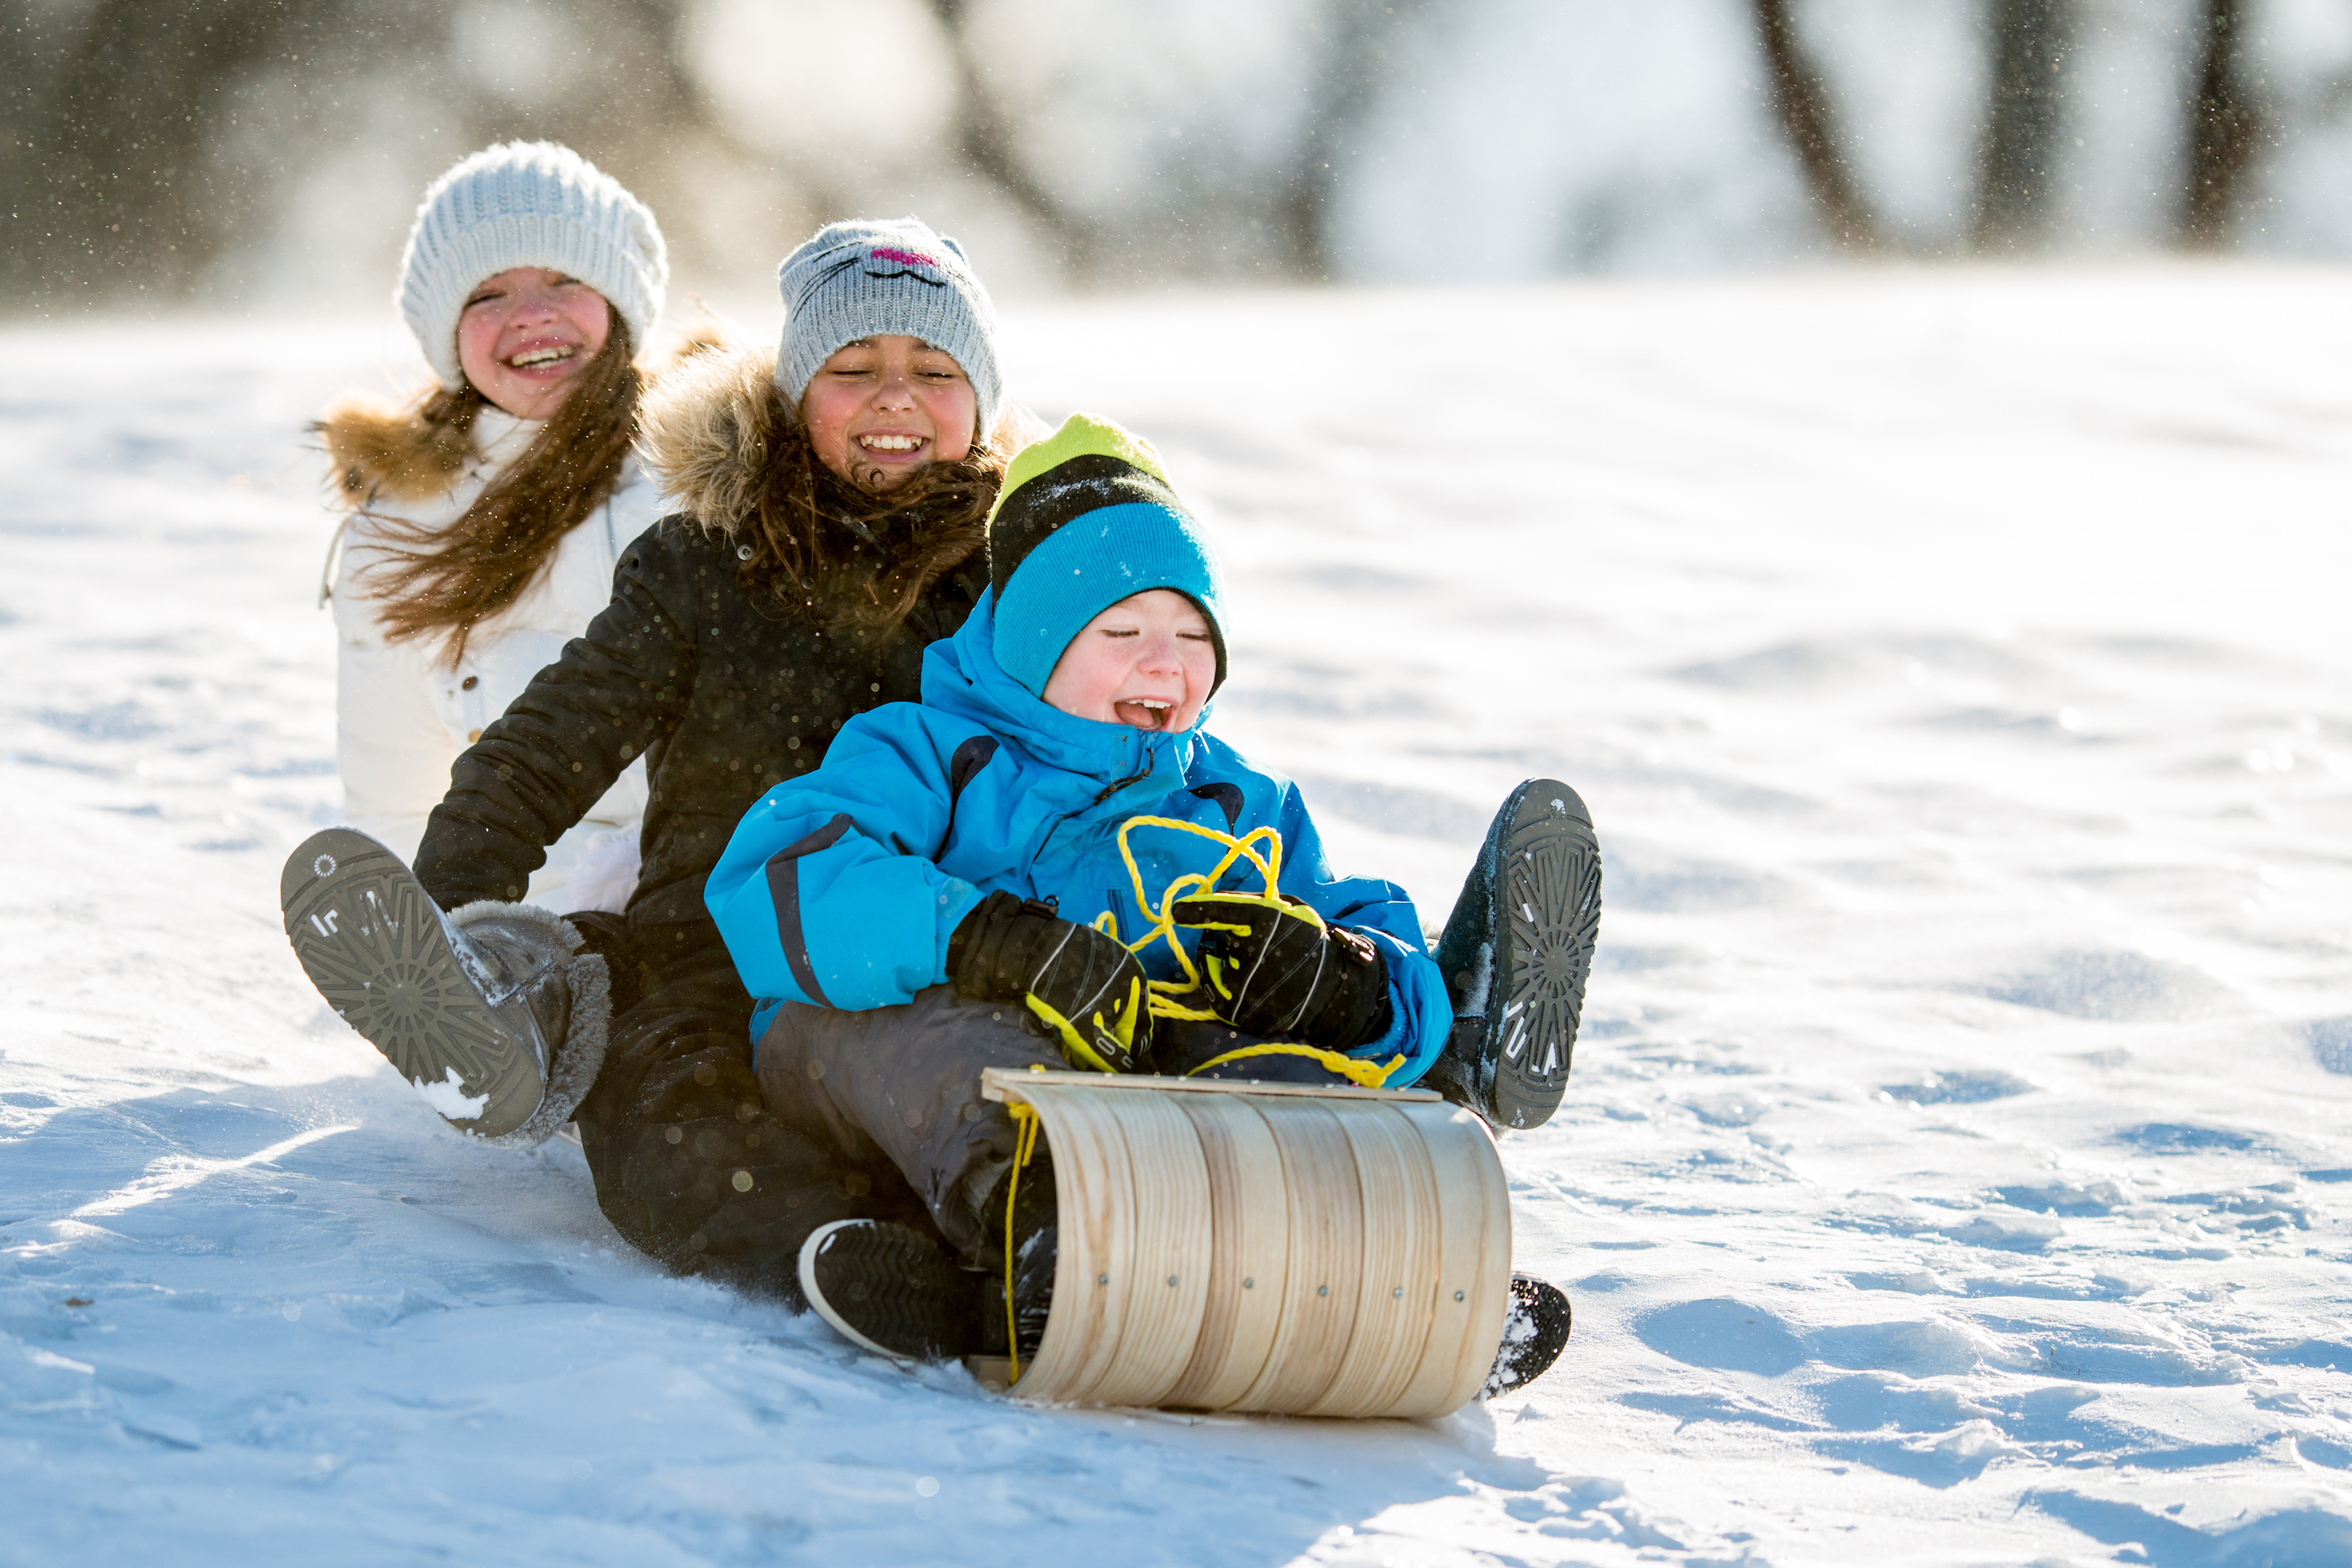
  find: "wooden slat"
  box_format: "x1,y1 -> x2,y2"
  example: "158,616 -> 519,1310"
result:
1002,1083 -> 1133,1402
1231,1100 -> 1364,1413
1161,1094 -> 1289,1410
1075,1088 -> 1212,1408
982,1067 -> 1440,1104
1302,1100 -> 1443,1418
1386,1100 -> 1513,1416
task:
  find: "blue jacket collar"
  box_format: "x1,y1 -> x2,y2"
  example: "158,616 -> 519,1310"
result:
922,590 -> 1210,799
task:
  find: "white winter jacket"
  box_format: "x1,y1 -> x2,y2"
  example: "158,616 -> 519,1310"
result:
328,406 -> 662,910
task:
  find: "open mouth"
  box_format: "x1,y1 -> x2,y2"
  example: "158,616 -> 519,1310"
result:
855,433 -> 928,456
1114,698 -> 1176,731
506,343 -> 579,371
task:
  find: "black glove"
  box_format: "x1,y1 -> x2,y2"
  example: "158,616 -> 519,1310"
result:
949,890 -> 1154,1073
1171,894 -> 1392,1050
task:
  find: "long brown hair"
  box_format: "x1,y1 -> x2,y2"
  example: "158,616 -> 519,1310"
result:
350,323 -> 641,664
732,382 -> 1005,630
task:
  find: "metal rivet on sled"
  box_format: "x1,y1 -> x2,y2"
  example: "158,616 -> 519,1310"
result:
313,855 -> 335,878
1455,1291 -> 1466,1302
1097,1274 -> 1110,1287
1242,1278 -> 1254,1289
1167,1275 -> 1179,1287
1393,1287 -> 1404,1298
1317,1284 -> 1329,1298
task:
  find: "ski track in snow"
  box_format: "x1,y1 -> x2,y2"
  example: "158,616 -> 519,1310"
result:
6,269 -> 2352,1565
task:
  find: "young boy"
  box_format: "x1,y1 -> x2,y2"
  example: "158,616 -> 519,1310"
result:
705,415 -> 1598,1384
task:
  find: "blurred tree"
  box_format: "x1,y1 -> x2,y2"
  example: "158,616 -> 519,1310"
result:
1969,0 -> 2072,252
2180,0 -> 2260,249
0,0 -> 745,310
0,0 -> 432,302
1277,0 -> 1431,282
922,0 -> 1425,287
925,0 -> 1104,281
1750,0 -> 1883,253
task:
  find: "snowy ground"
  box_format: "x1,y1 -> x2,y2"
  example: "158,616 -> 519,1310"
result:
6,265 -> 2352,1565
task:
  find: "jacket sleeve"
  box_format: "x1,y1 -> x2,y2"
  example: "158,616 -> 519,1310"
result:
412,527 -> 694,910
704,707 -> 989,1013
1270,784 -> 1454,1088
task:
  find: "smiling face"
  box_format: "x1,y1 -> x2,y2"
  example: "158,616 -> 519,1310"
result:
799,334 -> 978,491
1041,589 -> 1218,733
454,267 -> 613,420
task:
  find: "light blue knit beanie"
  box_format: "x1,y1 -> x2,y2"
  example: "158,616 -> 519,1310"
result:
774,218 -> 1003,439
396,142 -> 667,388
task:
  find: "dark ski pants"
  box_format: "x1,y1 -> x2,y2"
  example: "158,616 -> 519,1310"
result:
568,926 -> 927,1303
754,986 -> 1066,1265
753,987 -> 1369,1267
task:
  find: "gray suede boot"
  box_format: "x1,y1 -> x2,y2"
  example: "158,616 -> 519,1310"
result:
281,828 -> 610,1146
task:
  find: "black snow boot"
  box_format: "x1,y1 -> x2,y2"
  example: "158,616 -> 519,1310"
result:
1483,1274 -> 1573,1398
1425,779 -> 1601,1130
798,1219 -> 993,1361
281,827 -> 609,1145
985,1148 -> 1058,1363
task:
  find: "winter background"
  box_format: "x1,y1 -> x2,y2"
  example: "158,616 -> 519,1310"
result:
8,3 -> 2352,1565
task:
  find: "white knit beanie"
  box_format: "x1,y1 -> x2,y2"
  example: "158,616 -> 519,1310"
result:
774,218 -> 1002,438
396,142 -> 668,389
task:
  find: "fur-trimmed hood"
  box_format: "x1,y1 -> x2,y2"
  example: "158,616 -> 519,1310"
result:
319,394 -> 479,506
631,339 -> 781,538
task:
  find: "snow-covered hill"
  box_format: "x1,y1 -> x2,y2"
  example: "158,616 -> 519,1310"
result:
6,266 -> 2352,1565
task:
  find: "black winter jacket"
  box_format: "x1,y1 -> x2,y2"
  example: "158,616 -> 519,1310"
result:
413,520 -> 985,968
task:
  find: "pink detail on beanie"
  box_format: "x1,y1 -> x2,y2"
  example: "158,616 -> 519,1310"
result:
869,246 -> 938,268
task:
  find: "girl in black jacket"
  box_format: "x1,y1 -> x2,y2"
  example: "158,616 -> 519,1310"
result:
284,219 -> 1024,1297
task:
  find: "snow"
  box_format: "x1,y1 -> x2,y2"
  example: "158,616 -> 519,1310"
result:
7,264 -> 2352,1564
410,1067 -> 489,1125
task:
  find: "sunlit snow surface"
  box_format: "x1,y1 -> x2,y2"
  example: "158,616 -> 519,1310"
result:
7,269 -> 2352,1565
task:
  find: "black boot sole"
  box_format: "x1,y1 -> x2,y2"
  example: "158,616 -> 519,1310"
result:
1436,779 -> 1601,1130
799,1219 -> 984,1363
280,828 -> 543,1139
1483,1274 -> 1573,1397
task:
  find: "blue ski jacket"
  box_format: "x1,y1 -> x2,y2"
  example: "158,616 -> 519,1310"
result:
705,590 -> 1452,1084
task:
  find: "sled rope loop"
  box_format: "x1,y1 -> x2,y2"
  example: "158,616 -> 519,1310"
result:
1084,815 -> 1401,1090
1003,1093 -> 1045,1385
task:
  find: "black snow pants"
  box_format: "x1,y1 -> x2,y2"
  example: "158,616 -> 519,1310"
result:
567,920 -> 929,1303
567,918 -> 1362,1294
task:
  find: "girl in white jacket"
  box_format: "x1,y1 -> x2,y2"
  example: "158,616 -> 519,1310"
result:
319,142 -> 669,911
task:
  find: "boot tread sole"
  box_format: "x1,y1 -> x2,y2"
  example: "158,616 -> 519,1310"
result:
1492,791 -> 1601,1130
799,1219 -> 979,1363
281,828 -> 541,1139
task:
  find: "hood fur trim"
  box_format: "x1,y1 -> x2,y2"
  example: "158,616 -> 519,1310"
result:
633,339 -> 780,538
319,395 -> 472,505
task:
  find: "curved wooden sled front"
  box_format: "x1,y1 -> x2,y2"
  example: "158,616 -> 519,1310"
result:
976,1067 -> 1512,1419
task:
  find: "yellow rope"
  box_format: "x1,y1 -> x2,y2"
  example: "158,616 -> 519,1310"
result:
1184,1041 -> 1405,1089
1002,1099 -> 1043,1385
1106,815 -> 1324,1022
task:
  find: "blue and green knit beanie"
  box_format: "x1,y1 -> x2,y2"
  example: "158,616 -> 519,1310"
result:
986,413 -> 1227,699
